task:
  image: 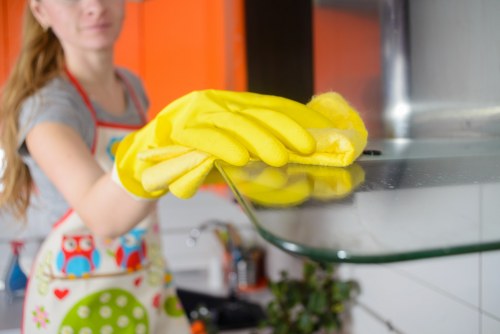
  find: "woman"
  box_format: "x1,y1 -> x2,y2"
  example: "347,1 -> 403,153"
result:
0,0 -> 191,332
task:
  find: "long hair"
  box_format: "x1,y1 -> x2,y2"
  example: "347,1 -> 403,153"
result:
0,4 -> 64,219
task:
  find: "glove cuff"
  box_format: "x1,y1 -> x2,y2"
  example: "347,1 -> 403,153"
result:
111,163 -> 158,202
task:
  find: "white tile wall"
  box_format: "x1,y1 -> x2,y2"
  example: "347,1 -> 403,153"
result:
481,182 -> 500,321
389,253 -> 481,308
338,247 -> 500,334
265,246 -> 500,333
156,190 -> 252,231
347,304 -> 399,334
342,260 -> 482,334
481,251 -> 500,319
156,190 -> 254,291
482,315 -> 500,334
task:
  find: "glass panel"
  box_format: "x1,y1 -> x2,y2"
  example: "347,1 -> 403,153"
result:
216,139 -> 500,263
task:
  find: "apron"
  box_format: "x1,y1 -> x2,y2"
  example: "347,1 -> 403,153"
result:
22,69 -> 191,334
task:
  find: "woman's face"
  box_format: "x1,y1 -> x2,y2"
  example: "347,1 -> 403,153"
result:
30,0 -> 125,53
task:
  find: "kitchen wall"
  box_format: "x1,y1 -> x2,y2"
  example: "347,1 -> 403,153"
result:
409,0 -> 500,113
341,250 -> 500,333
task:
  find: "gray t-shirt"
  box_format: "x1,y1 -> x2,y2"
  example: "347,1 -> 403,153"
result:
16,68 -> 149,238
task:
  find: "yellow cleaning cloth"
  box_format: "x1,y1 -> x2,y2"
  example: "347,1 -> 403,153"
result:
289,92 -> 368,167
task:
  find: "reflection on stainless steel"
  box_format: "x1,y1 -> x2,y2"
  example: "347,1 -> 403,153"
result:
380,0 -> 411,138
409,106 -> 500,138
331,0 -> 500,139
316,1 -> 500,139
218,139 -> 500,263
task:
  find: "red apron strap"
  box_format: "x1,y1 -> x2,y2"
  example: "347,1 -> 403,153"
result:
116,70 -> 147,124
63,66 -> 99,152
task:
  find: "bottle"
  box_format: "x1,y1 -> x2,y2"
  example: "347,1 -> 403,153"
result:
4,240 -> 28,298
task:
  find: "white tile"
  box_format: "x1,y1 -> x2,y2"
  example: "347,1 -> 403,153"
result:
481,183 -> 500,242
157,191 -> 251,231
162,230 -> 225,287
355,185 -> 481,252
0,243 -> 9,287
480,183 -> 500,319
481,314 -> 500,334
347,303 -> 399,334
157,191 -> 257,291
481,251 -> 500,318
388,253 -> 480,308
343,263 -> 480,334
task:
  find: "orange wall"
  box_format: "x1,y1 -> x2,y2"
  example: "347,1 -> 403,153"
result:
116,0 -> 247,118
1,0 -> 247,119
0,1 -> 24,83
115,2 -> 144,76
0,1 -> 5,81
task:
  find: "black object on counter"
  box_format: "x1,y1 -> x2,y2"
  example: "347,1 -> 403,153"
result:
177,288 -> 266,331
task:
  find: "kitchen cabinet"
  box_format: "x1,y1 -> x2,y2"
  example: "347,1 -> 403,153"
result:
0,0 -> 247,119
0,1 -> 23,83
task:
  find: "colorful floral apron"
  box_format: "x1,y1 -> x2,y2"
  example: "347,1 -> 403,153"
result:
22,69 -> 191,334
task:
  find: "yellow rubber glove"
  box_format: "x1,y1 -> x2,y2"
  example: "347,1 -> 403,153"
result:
114,89 -> 324,199
114,120 -> 168,199
220,161 -> 365,207
157,89 -> 330,166
289,92 -> 368,167
136,145 -> 216,199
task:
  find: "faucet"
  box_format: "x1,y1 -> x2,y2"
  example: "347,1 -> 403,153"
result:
186,219 -> 244,298
184,220 -> 266,330
186,219 -> 234,247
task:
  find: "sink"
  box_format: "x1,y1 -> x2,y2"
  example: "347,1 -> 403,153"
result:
177,288 -> 266,331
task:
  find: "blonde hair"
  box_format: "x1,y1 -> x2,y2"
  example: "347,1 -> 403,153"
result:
0,4 -> 64,219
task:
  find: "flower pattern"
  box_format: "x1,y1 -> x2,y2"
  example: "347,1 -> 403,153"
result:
32,305 -> 50,329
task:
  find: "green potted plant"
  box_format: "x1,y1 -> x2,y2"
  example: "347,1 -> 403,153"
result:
257,261 -> 359,334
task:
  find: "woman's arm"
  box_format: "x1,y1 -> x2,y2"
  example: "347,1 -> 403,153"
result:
26,121 -> 156,238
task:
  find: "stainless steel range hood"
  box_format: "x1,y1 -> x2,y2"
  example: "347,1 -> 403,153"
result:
380,0 -> 500,138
